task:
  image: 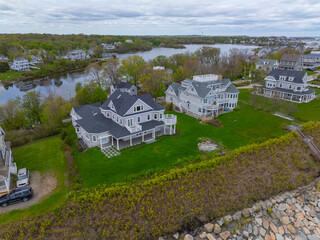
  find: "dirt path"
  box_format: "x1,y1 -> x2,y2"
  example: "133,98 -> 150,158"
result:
0,171 -> 57,214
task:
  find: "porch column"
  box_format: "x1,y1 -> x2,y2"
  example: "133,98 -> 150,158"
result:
290,95 -> 293,101
100,139 -> 102,149
142,132 -> 145,142
116,139 -> 119,150
112,137 -> 114,147
173,124 -> 176,134
130,135 -> 132,146
153,128 -> 156,139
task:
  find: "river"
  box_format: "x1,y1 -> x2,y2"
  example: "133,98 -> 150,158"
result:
0,44 -> 257,104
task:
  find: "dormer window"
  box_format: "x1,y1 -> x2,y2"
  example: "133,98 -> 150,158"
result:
134,105 -> 144,112
288,77 -> 294,81
279,76 -> 286,81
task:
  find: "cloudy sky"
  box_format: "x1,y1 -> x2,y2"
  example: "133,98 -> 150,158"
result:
0,0 -> 319,36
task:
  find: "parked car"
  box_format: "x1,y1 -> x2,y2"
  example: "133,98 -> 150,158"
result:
0,186 -> 33,207
306,67 -> 316,71
17,168 -> 30,188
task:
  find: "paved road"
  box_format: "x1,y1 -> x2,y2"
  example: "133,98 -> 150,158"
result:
0,171 -> 57,214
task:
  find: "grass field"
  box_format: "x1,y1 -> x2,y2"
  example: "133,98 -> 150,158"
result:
75,103 -> 290,187
0,71 -> 24,81
0,136 -> 67,224
239,89 -> 320,122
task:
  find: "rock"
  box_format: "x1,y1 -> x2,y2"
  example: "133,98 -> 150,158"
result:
233,211 -> 242,221
304,205 -> 311,212
173,233 -> 179,239
217,218 -> 224,226
302,227 -> 310,235
287,224 -> 296,234
278,203 -> 287,211
297,232 -> 307,240
253,225 -> 258,236
159,237 -> 165,240
224,215 -> 232,223
259,227 -> 266,237
255,217 -> 262,226
242,208 -> 251,218
270,222 -> 278,234
296,212 -> 305,221
270,232 -> 276,240
280,216 -> 290,225
278,226 -> 285,235
243,231 -> 249,238
206,233 -> 216,240
262,217 -> 270,230
294,220 -> 302,228
199,232 -> 207,239
184,234 -> 194,240
265,200 -> 273,209
276,234 -> 284,240
248,224 -> 252,234
214,224 -> 221,234
308,234 -> 318,240
220,231 -> 230,240
236,236 -> 243,240
265,234 -> 272,240
204,223 -> 214,233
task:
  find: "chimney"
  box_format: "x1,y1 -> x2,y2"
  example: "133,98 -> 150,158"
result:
218,74 -> 223,81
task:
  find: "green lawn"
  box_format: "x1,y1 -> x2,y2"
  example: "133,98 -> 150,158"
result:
239,89 -> 320,122
0,71 -> 24,81
75,103 -> 290,187
0,135 -> 67,224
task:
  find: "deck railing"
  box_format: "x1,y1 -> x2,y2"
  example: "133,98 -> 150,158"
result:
164,114 -> 177,125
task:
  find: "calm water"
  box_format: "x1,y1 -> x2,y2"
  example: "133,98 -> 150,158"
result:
0,44 -> 257,104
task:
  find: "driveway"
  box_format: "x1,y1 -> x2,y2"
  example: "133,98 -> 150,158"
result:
0,171 -> 57,214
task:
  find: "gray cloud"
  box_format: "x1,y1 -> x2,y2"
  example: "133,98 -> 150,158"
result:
0,0 -> 319,36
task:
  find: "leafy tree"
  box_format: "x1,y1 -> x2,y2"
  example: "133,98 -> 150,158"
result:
0,99 -> 26,130
75,83 -> 108,105
195,46 -> 220,65
75,82 -> 83,93
93,45 -> 103,58
21,91 -> 43,125
120,55 -> 146,86
42,96 -> 72,128
139,69 -> 169,97
85,62 -> 105,87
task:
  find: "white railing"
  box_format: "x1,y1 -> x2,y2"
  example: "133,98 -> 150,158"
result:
164,114 -> 177,125
126,124 -> 142,133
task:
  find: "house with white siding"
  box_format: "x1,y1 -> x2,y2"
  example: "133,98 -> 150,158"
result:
9,57 -> 30,71
71,90 -> 177,150
279,54 -> 302,71
263,69 -> 315,103
110,82 -> 137,96
256,59 -> 279,71
67,49 -> 88,61
0,127 -> 17,195
165,74 -> 239,117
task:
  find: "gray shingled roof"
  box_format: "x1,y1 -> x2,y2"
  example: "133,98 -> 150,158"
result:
256,59 -> 278,66
268,69 -> 306,84
101,90 -> 164,116
169,82 -> 181,96
73,103 -> 101,119
281,54 -> 301,62
114,81 -> 133,89
14,57 -> 28,61
226,83 -> 239,93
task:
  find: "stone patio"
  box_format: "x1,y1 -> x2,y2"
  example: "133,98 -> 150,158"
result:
101,146 -> 121,158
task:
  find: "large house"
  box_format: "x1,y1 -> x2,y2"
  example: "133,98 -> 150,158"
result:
67,49 -> 88,61
110,82 -> 137,96
165,74 -> 239,117
279,54 -> 302,71
0,54 -> 8,62
0,127 -> 17,195
71,90 -> 177,150
263,69 -> 315,103
9,57 -> 30,71
301,54 -> 320,68
255,59 -> 279,71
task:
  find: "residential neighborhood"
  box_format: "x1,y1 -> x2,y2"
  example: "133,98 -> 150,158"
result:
1,1 -> 320,239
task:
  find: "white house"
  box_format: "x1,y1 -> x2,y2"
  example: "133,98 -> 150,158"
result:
30,55 -> 43,65
110,82 -> 137,96
0,54 -> 8,62
263,69 -> 316,103
166,74 -> 239,117
9,57 -> 30,71
301,54 -> 320,68
0,127 -> 17,195
71,90 -> 177,150
279,54 -> 302,71
67,49 -> 88,61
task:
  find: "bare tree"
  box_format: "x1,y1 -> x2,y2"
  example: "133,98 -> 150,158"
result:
85,62 -> 104,87
102,58 -> 120,85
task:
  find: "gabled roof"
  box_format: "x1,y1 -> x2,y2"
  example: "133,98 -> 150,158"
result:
256,59 -> 278,66
280,54 -> 301,62
14,57 -> 28,61
268,69 -> 306,84
168,82 -> 180,96
113,81 -> 134,89
100,90 -> 164,116
73,103 -> 101,119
